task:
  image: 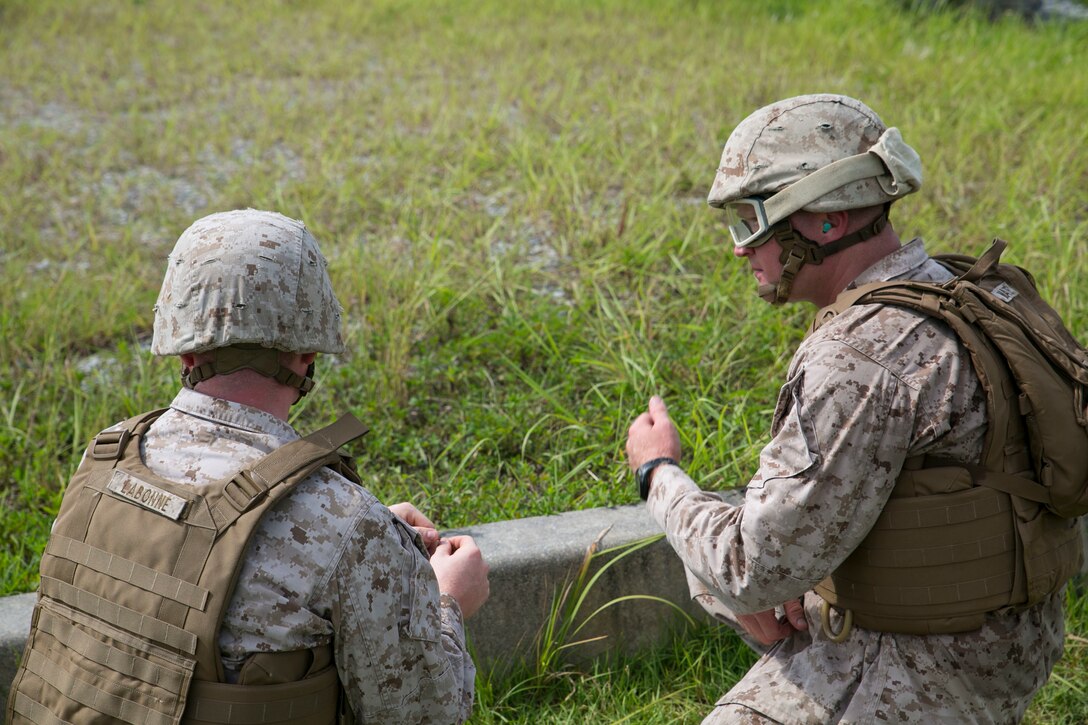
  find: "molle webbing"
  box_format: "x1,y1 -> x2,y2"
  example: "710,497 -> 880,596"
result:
7,409 -> 369,725
815,474 -> 1022,635
184,663 -> 339,725
814,469 -> 1082,634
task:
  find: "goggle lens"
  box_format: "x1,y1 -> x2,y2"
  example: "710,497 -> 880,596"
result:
722,198 -> 772,248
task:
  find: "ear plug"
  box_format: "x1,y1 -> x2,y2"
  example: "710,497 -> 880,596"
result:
822,221 -> 832,233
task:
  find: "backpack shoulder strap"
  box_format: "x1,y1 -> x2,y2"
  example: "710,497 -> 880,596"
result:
812,242 -> 1068,506
810,278 -> 951,336
813,238 -> 1011,335
935,237 -> 1006,282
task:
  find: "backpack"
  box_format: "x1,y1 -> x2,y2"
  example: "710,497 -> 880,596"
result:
815,238 -> 1088,518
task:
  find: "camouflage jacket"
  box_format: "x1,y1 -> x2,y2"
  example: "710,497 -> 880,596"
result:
647,239 -> 1065,724
127,388 -> 475,723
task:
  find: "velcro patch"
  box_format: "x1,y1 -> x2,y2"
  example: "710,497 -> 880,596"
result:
106,471 -> 189,521
991,282 -> 1019,303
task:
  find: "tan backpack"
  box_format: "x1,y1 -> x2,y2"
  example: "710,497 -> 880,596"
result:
809,239 -> 1087,634
815,238 -> 1088,518
6,409 -> 368,725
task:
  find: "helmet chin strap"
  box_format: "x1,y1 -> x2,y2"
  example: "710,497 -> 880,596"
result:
182,345 -> 316,403
761,207 -> 889,305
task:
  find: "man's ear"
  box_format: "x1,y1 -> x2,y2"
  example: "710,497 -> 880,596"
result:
277,351 -> 317,367
822,210 -> 850,241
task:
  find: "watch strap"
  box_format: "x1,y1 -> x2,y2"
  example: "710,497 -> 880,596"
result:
636,457 -> 678,500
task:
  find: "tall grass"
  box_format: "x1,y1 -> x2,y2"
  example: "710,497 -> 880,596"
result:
1,0 -> 1086,720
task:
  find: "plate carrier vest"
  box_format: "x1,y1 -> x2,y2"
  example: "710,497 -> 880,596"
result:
6,409 -> 369,725
810,240 -> 1085,635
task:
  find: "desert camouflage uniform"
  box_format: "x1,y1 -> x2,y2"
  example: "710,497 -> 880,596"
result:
119,386 -> 474,724
647,239 -> 1065,724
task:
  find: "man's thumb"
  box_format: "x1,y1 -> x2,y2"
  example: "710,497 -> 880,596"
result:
649,395 -> 669,418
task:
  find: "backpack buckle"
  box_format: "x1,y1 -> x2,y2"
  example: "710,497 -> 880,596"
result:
91,429 -> 132,460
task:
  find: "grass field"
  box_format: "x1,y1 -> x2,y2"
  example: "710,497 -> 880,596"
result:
1,0 -> 1086,721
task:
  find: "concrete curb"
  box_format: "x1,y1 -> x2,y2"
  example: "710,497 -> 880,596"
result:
0,593 -> 37,712
447,500 -> 728,674
0,498 -> 739,712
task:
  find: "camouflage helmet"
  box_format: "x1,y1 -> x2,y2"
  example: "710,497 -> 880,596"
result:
707,93 -> 923,216
152,209 -> 345,356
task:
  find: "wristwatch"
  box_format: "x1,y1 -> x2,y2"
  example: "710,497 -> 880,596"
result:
636,457 -> 678,500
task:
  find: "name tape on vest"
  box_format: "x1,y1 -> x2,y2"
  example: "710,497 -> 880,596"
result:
106,471 -> 189,521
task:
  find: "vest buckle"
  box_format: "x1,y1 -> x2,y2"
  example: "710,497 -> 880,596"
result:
91,429 -> 132,460
222,470 -> 267,512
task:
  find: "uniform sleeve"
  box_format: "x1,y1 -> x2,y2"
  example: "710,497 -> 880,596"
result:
647,337 -> 918,614
327,507 -> 475,724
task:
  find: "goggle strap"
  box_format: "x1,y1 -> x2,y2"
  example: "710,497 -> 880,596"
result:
764,153 -> 887,226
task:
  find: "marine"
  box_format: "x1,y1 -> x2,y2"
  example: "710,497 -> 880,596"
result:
625,94 -> 1078,724
7,209 -> 490,724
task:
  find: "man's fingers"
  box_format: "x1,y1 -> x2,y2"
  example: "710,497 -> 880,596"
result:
388,502 -> 437,530
648,395 -> 669,420
783,598 -> 808,630
442,534 -> 478,553
736,610 -> 788,646
417,527 -> 439,549
627,412 -> 652,436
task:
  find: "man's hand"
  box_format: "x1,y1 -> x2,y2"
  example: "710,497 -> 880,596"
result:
389,501 -> 439,555
735,600 -> 808,646
430,535 -> 490,619
626,395 -> 682,472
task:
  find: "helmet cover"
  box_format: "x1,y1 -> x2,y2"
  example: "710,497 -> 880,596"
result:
152,209 -> 345,356
707,94 -> 922,212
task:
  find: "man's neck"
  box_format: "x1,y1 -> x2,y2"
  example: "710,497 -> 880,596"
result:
812,231 -> 902,307
191,372 -> 295,421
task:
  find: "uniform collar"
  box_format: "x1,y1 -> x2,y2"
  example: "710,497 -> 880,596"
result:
848,237 -> 930,287
168,387 -> 299,441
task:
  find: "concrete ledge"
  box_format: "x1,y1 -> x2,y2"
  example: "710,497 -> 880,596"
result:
449,502 -> 720,674
0,500 -> 730,711
1,593 -> 36,712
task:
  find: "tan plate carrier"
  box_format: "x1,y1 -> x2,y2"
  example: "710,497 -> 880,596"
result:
6,409 -> 368,725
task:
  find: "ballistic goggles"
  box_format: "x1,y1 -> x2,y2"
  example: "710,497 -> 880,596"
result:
722,196 -> 775,249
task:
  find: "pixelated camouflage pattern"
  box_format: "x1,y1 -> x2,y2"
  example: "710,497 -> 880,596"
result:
152,209 -> 345,356
707,94 -> 922,213
128,388 -> 474,723
647,240 -> 1065,724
